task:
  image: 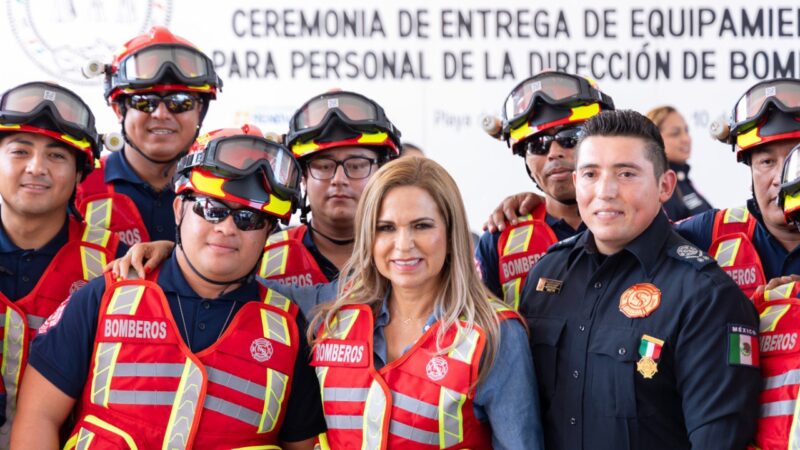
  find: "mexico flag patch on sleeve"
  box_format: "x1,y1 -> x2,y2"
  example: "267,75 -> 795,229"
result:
728,324 -> 759,367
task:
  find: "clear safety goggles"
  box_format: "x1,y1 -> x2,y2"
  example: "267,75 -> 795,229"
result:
732,79 -> 800,135
0,81 -> 95,140
115,44 -> 220,89
503,72 -> 613,129
178,135 -> 302,202
290,91 -> 398,139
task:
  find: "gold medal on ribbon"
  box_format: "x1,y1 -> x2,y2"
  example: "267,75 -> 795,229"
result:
637,356 -> 658,379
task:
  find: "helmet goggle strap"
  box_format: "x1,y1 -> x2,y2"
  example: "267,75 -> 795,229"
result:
178,135 -> 302,202
114,44 -> 221,91
503,72 -> 613,132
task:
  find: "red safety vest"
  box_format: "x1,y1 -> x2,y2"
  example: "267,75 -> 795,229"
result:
259,225 -> 330,286
65,271 -> 300,450
709,207 -> 766,299
496,204 -> 558,309
0,218 -> 118,446
311,302 -> 521,449
77,157 -> 151,246
753,281 -> 800,450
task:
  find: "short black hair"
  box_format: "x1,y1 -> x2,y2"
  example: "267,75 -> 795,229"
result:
577,110 -> 668,177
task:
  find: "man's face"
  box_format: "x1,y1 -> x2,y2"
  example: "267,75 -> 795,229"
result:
750,139 -> 800,231
113,91 -> 202,161
174,196 -> 271,281
0,132 -> 79,218
525,127 -> 577,204
575,135 -> 675,255
303,146 -> 379,225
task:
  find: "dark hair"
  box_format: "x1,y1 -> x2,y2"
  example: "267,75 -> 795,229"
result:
578,110 -> 668,177
399,142 -> 425,157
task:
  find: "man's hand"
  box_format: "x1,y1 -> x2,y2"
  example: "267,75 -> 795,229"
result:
105,240 -> 175,280
483,192 -> 544,233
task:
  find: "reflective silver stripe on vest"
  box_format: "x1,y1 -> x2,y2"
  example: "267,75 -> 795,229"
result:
163,359 -> 204,450
389,419 -> 439,446
113,363 -> 185,378
362,380 -> 387,449
83,226 -> 111,247
260,244 -> 288,278
108,285 -> 144,315
714,237 -> 740,268
764,369 -> 800,390
91,342 -> 119,406
207,366 -> 266,401
266,230 -> 289,245
76,426 -> 95,450
725,206 -> 749,224
262,309 -> 290,346
260,369 -> 289,433
766,282 -> 796,301
85,199 -> 112,229
331,309 -> 359,339
449,327 -> 480,364
204,395 -> 262,427
325,414 -> 363,430
504,223 -> 533,255
107,390 -> 176,405
264,289 -> 291,312
81,246 -> 106,280
1,307 -> 25,434
761,304 -> 792,333
502,279 -> 520,307
323,387 -> 369,402
391,391 -> 438,420
440,387 -> 466,447
762,400 -> 796,417
26,314 -> 45,331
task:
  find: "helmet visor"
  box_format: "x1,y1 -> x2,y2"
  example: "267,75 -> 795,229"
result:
214,136 -> 302,193
504,73 -> 585,122
1,82 -> 92,130
292,92 -> 380,131
734,79 -> 800,128
120,45 -> 213,84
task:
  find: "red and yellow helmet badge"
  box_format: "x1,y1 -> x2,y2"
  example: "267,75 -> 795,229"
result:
0,123 -> 94,162
509,102 -> 601,145
291,130 -> 399,159
178,168 -> 293,221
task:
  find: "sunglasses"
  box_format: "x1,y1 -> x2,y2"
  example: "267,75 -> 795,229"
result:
524,127 -> 583,156
187,196 -> 271,231
127,92 -> 200,114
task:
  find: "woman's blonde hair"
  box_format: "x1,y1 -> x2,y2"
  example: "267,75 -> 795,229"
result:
646,105 -> 678,129
309,157 -> 501,382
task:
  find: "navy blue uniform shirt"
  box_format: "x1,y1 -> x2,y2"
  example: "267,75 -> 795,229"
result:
475,212 -> 585,298
662,162 -> 713,221
675,199 -> 800,280
300,223 -> 341,282
0,216 -> 127,301
29,252 -> 326,442
520,212 -> 760,450
104,150 -> 176,242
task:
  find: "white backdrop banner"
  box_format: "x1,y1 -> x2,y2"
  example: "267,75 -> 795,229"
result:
3,0 -> 799,229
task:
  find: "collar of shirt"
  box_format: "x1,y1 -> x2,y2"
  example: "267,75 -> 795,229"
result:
0,215 -> 69,255
373,289 -> 439,368
544,212 -> 586,237
157,252 -> 260,301
103,149 -> 150,186
568,211 -> 671,278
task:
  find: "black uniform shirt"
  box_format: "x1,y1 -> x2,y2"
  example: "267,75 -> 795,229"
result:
520,212 -> 760,450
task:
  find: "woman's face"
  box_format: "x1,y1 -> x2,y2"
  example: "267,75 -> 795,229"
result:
660,111 -> 692,165
373,185 -> 448,296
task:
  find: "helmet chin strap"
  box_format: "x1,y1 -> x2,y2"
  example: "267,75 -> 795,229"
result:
307,221 -> 355,246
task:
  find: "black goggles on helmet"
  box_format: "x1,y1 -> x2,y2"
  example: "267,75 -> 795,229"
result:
731,79 -> 800,136
503,72 -> 613,131
288,91 -> 400,142
113,44 -> 222,91
0,81 -> 97,143
177,135 -> 302,202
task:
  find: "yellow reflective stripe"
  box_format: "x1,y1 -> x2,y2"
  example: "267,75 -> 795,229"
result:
490,299 -> 512,314
260,244 -> 289,278
163,359 -> 203,450
81,225 -> 112,248
75,426 -> 95,450
357,131 -> 389,144
292,140 -> 321,157
502,278 -> 523,310
261,309 -> 290,346
568,102 -> 600,121
263,289 -> 291,312
316,366 -> 329,402
232,446 -> 282,450
760,304 -> 792,333
107,285 -> 146,315
361,380 -> 387,450
787,194 -> 800,215
84,414 -> 138,449
261,195 -> 292,217
329,309 -> 360,340
2,308 -> 26,423
509,122 -> 533,142
190,171 -> 225,197
266,230 -> 289,245
789,395 -> 800,449
448,327 -> 480,364
439,387 -> 466,448
724,206 -> 750,224
502,224 -> 534,255
90,342 -> 121,407
316,433 -> 331,450
81,246 -> 107,281
714,238 -> 742,268
84,199 -> 113,230
61,134 -> 91,149
737,127 -> 762,148
258,369 -> 289,433
766,282 -> 797,301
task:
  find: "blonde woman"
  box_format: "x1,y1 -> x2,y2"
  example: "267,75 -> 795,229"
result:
309,157 -> 543,449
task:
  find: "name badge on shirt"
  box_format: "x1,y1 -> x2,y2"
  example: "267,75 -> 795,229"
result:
536,277 -> 563,294
311,339 -> 369,368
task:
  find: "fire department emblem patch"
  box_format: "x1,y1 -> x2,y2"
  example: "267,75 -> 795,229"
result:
619,283 -> 661,318
426,356 -> 448,381
250,338 -> 273,362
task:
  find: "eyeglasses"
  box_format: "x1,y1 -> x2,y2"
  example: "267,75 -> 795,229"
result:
306,156 -> 377,180
127,92 -> 200,114
187,196 -> 271,231
524,127 -> 583,155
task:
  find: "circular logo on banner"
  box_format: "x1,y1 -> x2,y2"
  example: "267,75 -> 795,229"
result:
8,0 -> 172,84
250,338 -> 274,362
619,283 -> 662,318
425,356 -> 449,381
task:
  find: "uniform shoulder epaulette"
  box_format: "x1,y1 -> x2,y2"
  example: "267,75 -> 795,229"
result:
667,244 -> 716,271
547,234 -> 579,253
